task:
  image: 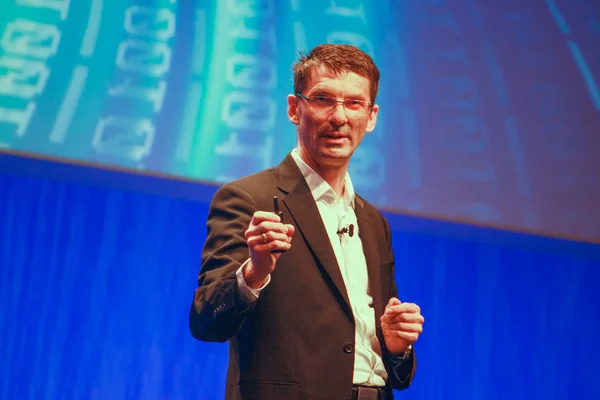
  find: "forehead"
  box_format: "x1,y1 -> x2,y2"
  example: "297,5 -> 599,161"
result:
305,65 -> 371,98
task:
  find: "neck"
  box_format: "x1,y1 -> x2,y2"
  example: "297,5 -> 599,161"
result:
319,168 -> 347,199
298,148 -> 348,198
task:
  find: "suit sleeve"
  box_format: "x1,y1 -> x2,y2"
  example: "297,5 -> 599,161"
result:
189,184 -> 259,343
380,215 -> 417,390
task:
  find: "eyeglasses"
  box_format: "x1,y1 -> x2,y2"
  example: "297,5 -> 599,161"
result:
295,93 -> 373,113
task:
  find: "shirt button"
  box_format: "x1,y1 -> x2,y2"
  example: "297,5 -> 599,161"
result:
343,343 -> 354,353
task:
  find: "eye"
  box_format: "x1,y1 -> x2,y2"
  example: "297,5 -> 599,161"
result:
345,99 -> 365,109
311,96 -> 337,108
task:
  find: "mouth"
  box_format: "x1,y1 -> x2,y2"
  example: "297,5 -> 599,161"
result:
322,133 -> 349,143
322,136 -> 349,146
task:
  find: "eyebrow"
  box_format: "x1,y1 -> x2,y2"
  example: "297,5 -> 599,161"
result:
309,88 -> 368,100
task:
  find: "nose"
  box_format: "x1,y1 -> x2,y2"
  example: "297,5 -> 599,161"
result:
329,102 -> 348,126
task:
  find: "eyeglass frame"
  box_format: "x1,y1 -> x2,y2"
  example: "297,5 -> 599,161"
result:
295,92 -> 374,112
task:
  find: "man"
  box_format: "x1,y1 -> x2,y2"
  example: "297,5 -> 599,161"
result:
190,44 -> 424,400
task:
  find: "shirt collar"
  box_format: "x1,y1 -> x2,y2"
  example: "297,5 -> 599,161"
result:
290,148 -> 355,208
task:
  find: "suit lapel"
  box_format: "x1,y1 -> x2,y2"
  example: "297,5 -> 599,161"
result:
276,155 -> 354,324
354,197 -> 384,325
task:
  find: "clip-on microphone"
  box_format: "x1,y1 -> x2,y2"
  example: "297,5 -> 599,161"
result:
336,224 -> 354,237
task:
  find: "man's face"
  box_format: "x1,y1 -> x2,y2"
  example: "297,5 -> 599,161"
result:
287,65 -> 379,170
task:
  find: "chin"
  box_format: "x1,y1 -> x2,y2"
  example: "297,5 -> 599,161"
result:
319,148 -> 352,162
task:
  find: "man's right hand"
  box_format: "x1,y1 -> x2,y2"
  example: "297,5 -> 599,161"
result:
243,211 -> 295,289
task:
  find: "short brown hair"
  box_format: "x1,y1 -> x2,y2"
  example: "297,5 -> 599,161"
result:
292,44 -> 380,103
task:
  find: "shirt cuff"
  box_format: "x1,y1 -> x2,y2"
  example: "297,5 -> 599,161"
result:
236,259 -> 271,304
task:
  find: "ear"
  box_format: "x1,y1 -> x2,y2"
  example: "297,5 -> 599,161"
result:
365,104 -> 379,133
287,94 -> 299,125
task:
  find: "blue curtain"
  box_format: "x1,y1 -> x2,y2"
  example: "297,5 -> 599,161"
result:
1,172 -> 599,399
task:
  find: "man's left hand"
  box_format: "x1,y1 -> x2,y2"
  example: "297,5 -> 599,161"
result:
380,298 -> 424,356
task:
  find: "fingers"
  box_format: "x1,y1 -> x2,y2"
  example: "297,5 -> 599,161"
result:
381,321 -> 423,334
381,312 -> 424,325
246,221 -> 288,238
381,314 -> 423,344
381,328 -> 420,344
251,238 -> 293,253
247,229 -> 292,247
384,302 -> 420,315
246,218 -> 285,238
382,301 -> 424,324
251,211 -> 283,224
382,299 -> 424,347
250,212 -> 294,234
246,210 -> 295,256
246,209 -> 294,248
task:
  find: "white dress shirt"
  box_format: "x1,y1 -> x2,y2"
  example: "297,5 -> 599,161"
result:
236,148 -> 387,386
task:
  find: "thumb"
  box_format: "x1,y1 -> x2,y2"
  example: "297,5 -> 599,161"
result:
285,224 -> 296,237
387,297 -> 401,306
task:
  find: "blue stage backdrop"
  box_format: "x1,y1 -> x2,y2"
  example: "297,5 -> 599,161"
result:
2,0 -> 600,399
0,0 -> 599,243
1,172 -> 600,399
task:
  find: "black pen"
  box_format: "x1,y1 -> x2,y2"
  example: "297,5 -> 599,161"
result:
273,196 -> 284,223
272,196 -> 285,254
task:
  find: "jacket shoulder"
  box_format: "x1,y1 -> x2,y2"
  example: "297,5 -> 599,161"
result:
356,194 -> 384,218
356,194 -> 391,233
213,166 -> 279,201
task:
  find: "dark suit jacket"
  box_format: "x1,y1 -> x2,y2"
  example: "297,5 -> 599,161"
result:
190,154 -> 416,400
